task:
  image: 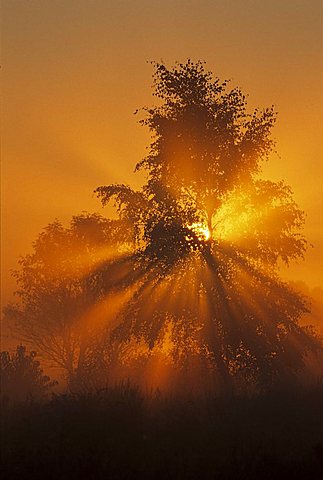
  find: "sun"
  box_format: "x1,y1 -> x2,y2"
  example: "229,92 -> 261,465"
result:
189,222 -> 211,241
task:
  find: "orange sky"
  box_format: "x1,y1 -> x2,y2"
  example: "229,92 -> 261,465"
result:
2,0 -> 323,305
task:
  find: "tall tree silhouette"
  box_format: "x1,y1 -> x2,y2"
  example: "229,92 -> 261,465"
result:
95,60 -> 319,391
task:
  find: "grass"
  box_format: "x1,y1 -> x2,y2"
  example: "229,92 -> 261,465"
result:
1,382 -> 323,480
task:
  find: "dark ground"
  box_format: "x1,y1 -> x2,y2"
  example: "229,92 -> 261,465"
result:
1,383 -> 323,480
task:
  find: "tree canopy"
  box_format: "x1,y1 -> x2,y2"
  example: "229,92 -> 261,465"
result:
94,60 -> 319,391
5,61 -> 320,394
4,213 -> 133,383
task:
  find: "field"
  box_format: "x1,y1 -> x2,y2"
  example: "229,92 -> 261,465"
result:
2,382 -> 323,480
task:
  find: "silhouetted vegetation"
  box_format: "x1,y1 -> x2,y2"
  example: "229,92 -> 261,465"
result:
94,60 -> 320,391
3,213 -> 132,386
1,383 -> 323,480
4,61 -> 322,395
1,345 -> 57,404
2,59 -> 323,480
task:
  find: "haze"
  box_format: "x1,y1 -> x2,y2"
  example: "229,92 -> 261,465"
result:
2,0 -> 323,305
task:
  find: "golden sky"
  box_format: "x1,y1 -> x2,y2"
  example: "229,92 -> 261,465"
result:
2,0 -> 323,304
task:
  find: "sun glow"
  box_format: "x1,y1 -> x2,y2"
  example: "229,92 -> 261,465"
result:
189,223 -> 211,241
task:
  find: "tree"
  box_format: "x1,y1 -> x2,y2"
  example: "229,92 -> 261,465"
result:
1,345 -> 57,403
4,213 -> 133,384
94,60 -> 320,391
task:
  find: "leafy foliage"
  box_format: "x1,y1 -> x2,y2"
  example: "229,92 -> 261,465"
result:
1,345 -> 57,403
4,61 -> 320,393
3,213 -> 131,381
94,60 -> 320,391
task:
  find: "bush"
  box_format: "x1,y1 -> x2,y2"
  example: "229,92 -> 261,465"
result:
1,345 -> 57,404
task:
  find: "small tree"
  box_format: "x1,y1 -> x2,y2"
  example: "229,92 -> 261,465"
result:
1,345 -> 57,403
4,213 -> 132,382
